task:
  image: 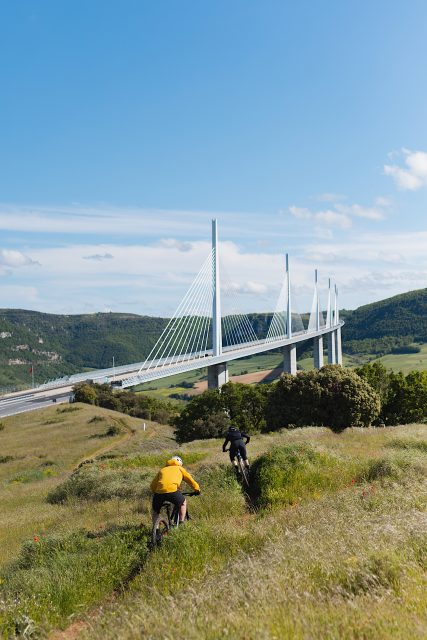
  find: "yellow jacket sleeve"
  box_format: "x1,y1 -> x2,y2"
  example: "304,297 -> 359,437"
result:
150,472 -> 160,492
181,467 -> 200,492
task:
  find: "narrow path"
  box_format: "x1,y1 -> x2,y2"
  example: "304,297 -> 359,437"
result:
75,416 -> 135,468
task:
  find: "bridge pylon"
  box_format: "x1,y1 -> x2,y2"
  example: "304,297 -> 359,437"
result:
283,253 -> 297,375
334,285 -> 343,365
327,278 -> 336,364
208,219 -> 229,389
313,269 -> 324,370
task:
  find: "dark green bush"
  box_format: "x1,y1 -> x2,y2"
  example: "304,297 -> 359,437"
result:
265,365 -> 380,432
72,382 -> 178,424
173,382 -> 267,443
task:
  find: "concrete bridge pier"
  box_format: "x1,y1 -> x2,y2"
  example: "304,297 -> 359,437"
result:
283,344 -> 297,375
327,331 -> 336,364
313,336 -> 324,369
207,363 -> 229,389
335,326 -> 343,365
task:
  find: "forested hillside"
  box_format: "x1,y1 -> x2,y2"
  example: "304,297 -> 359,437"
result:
0,310 -> 167,388
342,287 -> 427,355
1,288 -> 427,389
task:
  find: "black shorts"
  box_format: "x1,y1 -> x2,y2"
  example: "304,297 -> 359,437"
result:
229,443 -> 247,462
152,491 -> 185,514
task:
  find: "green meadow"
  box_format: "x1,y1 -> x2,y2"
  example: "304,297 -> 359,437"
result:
0,401 -> 427,638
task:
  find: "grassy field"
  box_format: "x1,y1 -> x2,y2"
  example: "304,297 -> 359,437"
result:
376,343 -> 427,374
1,403 -> 427,638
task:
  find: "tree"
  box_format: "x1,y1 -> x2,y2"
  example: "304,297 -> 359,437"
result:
73,382 -> 98,405
265,365 -> 380,432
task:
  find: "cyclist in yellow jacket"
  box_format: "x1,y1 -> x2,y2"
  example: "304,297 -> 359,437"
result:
150,456 -> 200,525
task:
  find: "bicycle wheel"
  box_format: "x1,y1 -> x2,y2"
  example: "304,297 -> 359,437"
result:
152,513 -> 170,547
238,456 -> 250,489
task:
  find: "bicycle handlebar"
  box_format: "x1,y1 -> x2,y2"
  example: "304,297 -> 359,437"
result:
181,491 -> 200,496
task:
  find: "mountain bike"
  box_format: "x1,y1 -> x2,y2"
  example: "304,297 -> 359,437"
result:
225,448 -> 250,490
151,491 -> 199,548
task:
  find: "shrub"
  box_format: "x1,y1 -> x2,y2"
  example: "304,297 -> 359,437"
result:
73,382 -> 98,404
265,365 -> 380,432
357,457 -> 402,483
174,382 -> 268,443
72,382 -> 178,424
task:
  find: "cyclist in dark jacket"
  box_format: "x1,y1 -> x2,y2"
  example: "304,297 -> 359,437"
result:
222,426 -> 250,475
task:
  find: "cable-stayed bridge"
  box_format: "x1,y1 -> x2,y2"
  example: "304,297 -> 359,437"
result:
36,220 -> 343,394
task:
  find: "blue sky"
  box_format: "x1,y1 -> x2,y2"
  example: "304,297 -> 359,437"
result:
1,1 -> 427,316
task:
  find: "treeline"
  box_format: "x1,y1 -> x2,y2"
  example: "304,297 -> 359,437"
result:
355,362 -> 427,425
73,382 -> 178,424
344,336 -> 420,356
174,362 -> 427,443
74,363 -> 427,443
174,366 -> 381,442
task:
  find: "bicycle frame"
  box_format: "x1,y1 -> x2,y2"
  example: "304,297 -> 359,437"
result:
151,491 -> 198,548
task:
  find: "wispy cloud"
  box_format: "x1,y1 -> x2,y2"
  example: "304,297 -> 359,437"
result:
83,253 -> 114,261
384,149 -> 427,190
289,198 -> 386,229
0,249 -> 39,268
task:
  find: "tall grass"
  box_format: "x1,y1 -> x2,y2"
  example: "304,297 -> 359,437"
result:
0,525 -> 149,635
249,443 -> 359,509
46,463 -> 150,503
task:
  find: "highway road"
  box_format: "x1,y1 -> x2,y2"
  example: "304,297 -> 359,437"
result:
0,389 -> 73,418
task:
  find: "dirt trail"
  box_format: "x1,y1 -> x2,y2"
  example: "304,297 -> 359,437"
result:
75,416 -> 135,468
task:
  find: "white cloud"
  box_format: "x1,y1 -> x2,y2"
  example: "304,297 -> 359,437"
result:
83,253 -> 114,261
289,206 -> 312,220
157,239 -> 193,252
384,149 -> 427,190
375,196 -> 393,207
289,199 -> 385,230
315,210 -> 352,228
225,281 -> 269,295
346,204 -> 385,220
0,249 -> 38,268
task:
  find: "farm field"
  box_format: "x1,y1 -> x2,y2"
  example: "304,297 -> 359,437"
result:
1,404 -> 427,638
376,343 -> 427,374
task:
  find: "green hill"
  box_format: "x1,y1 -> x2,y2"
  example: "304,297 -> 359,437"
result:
0,310 -> 168,389
1,288 -> 427,389
342,287 -> 427,356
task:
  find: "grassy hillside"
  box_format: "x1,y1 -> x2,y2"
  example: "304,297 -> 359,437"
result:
1,405 -> 427,638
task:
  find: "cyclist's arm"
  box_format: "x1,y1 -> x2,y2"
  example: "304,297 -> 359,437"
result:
150,472 -> 160,492
222,436 -> 230,452
181,468 -> 200,492
242,433 -> 251,445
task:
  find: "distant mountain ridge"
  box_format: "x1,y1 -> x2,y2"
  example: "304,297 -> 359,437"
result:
1,287 -> 426,388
